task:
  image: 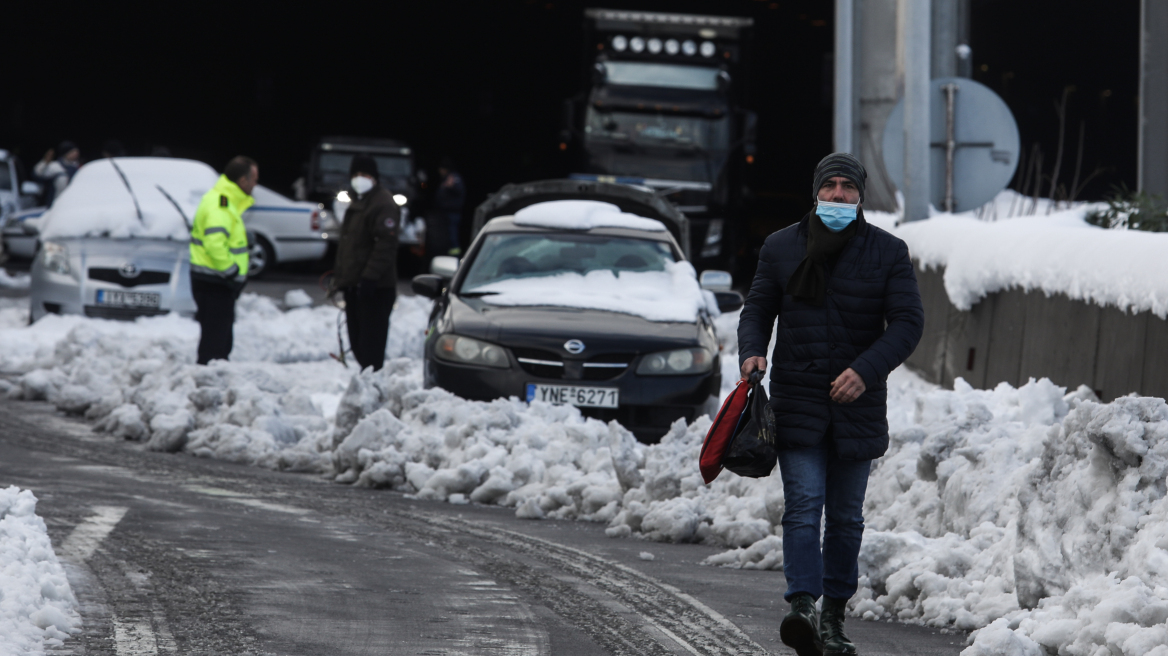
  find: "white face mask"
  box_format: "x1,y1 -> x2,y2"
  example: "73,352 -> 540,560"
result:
351,176 -> 375,195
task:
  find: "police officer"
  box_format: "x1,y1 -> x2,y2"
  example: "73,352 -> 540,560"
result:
333,155 -> 399,371
190,156 -> 257,364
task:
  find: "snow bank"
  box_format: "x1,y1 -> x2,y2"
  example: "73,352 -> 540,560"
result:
41,158 -> 217,241
7,286 -> 1168,656
0,487 -> 80,655
511,200 -> 667,232
476,260 -> 719,323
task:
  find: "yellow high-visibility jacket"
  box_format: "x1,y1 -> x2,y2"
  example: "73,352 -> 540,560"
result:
189,175 -> 254,285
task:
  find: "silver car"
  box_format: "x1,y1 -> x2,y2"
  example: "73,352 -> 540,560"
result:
29,157 -> 218,322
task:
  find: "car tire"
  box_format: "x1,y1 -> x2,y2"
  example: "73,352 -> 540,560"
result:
249,235 -> 275,278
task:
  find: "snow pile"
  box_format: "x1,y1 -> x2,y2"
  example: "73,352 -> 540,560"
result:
0,269 -> 30,289
283,288 -> 313,308
899,208 -> 1168,316
511,200 -> 667,232
476,260 -> 719,323
0,487 -> 80,655
41,158 -> 217,241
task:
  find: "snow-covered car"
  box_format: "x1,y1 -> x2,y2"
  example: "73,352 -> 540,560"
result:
2,207 -> 45,259
243,185 -> 336,277
0,149 -> 44,258
29,157 -> 216,322
412,179 -> 742,441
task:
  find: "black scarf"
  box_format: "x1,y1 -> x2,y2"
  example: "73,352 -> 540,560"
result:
787,210 -> 864,306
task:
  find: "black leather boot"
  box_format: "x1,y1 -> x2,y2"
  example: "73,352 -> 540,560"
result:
820,596 -> 857,655
780,593 -> 823,656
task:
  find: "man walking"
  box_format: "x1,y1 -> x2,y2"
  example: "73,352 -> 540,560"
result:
190,156 -> 257,365
333,155 -> 399,371
737,153 -> 923,655
33,141 -> 82,205
434,157 -> 465,255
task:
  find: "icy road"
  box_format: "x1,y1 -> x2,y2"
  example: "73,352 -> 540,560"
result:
0,398 -> 964,656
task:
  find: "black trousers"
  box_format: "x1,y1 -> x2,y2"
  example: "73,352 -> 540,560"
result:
344,286 -> 396,371
192,279 -> 237,365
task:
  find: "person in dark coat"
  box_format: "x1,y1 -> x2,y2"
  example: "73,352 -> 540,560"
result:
434,157 -> 465,255
333,155 -> 400,371
737,152 -> 923,656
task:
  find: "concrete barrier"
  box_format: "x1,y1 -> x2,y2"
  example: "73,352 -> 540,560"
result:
905,265 -> 1168,401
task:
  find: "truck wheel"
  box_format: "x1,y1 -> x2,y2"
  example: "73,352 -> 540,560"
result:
249,236 -> 275,278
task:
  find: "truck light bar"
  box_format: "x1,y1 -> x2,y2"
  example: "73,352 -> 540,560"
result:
585,9 -> 754,30
569,173 -> 712,191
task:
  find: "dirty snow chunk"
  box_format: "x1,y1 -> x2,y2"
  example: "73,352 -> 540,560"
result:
0,269 -> 30,289
638,551 -> 655,561
511,200 -> 667,232
0,487 -> 81,655
41,158 -> 218,240
475,260 -> 718,323
284,289 -> 313,308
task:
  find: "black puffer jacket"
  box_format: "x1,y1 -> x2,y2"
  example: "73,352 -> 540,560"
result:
737,212 -> 923,460
333,185 -> 400,289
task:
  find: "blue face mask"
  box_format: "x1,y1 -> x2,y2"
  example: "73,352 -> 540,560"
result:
816,201 -> 859,232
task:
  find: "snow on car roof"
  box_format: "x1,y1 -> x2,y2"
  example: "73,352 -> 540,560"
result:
41,157 -> 219,240
511,200 -> 667,232
249,184 -> 304,208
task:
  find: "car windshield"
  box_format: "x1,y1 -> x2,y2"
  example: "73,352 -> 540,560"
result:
316,152 -> 411,188
460,232 -> 675,293
0,164 -> 12,191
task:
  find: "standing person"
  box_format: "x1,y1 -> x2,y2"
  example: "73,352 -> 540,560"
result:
737,153 -> 923,656
435,156 -> 465,255
33,141 -> 82,205
333,155 -> 399,371
190,156 -> 258,365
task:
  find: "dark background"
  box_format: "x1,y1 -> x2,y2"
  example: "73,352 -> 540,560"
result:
3,0 -> 1139,227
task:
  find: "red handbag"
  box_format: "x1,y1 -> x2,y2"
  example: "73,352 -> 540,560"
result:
699,376 -> 752,483
699,371 -> 777,484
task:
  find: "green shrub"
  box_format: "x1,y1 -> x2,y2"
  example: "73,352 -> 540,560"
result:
1086,185 -> 1168,232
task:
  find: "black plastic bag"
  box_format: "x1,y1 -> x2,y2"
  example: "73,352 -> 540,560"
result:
722,371 -> 777,478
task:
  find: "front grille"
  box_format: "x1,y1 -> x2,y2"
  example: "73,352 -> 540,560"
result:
84,305 -> 169,321
582,353 -> 634,381
88,268 -> 171,288
514,348 -> 565,379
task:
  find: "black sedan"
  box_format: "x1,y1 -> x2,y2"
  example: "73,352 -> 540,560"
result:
411,180 -> 740,441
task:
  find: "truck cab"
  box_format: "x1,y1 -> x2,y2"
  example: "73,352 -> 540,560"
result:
564,9 -> 756,276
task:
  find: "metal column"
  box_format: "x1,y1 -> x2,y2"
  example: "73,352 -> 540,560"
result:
1139,0 -> 1168,205
834,0 -> 855,154
901,0 -> 931,221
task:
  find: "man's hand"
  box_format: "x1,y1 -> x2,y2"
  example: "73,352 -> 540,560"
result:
740,356 -> 767,381
830,368 -> 866,403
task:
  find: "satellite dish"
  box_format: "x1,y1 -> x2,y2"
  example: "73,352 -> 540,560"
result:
882,77 -> 1020,213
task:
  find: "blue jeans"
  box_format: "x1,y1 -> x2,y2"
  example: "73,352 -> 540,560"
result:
778,444 -> 871,601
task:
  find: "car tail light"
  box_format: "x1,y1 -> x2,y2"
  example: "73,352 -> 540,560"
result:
311,209 -> 321,231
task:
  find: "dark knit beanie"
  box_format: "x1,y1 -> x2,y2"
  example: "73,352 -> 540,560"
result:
812,152 -> 867,202
349,154 -> 379,179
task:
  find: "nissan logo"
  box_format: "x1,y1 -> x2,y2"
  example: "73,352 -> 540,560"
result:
119,263 -> 140,278
564,339 -> 586,354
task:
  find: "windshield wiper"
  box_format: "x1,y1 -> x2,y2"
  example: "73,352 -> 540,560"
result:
155,185 -> 192,231
108,158 -> 144,224
460,291 -> 499,297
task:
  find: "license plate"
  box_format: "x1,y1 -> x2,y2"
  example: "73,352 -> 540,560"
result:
95,290 -> 161,308
526,383 -> 619,409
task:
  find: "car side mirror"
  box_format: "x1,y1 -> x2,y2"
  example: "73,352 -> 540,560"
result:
21,181 -> 42,196
699,269 -> 733,292
714,291 -> 744,313
412,274 -> 444,299
430,255 -> 459,279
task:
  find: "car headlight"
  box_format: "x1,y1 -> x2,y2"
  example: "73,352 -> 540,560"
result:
433,334 -> 510,369
636,347 -> 714,376
392,194 -> 408,206
336,190 -> 351,203
41,241 -> 71,275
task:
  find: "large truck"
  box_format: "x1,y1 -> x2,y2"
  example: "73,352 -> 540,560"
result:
562,9 -> 756,277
